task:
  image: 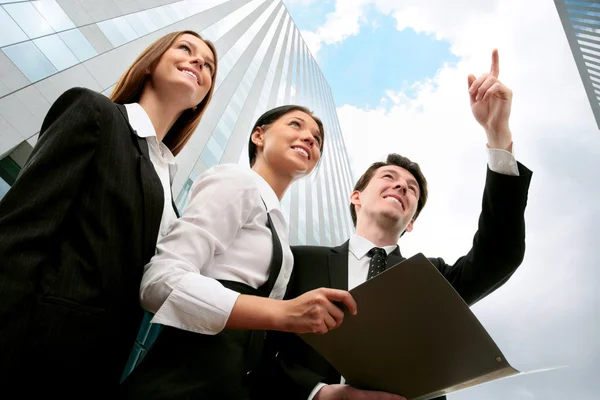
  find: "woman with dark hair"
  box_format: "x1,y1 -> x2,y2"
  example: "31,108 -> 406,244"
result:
120,105 -> 357,399
0,30 -> 217,396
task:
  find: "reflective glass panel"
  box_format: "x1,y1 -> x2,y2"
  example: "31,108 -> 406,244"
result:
58,28 -> 97,62
34,34 -> 78,71
2,41 -> 56,82
4,2 -> 54,39
0,7 -> 28,47
32,0 -> 75,32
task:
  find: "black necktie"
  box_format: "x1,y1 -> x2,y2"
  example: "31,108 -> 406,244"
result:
367,247 -> 388,280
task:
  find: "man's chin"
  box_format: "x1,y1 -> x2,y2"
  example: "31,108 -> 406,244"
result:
377,211 -> 406,228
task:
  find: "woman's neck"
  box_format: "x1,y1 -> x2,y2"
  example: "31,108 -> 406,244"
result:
251,162 -> 294,200
138,89 -> 184,142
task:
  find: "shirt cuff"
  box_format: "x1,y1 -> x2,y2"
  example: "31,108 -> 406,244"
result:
150,272 -> 241,335
487,147 -> 519,176
308,383 -> 328,400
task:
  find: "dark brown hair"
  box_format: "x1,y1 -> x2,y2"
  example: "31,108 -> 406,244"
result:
350,153 -> 428,227
248,105 -> 325,167
110,30 -> 218,156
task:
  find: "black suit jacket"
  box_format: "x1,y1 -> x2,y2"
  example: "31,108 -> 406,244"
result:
260,163 -> 532,400
0,88 -> 170,395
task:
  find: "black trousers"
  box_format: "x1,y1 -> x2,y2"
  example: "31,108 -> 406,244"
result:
119,281 -> 269,400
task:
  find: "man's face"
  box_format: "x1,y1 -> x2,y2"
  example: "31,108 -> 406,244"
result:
351,165 -> 421,233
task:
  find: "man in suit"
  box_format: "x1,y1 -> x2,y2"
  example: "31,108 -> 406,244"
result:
259,49 -> 532,400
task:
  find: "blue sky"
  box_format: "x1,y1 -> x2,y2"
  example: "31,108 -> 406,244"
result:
286,2 -> 459,108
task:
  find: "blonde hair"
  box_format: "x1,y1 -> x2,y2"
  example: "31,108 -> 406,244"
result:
110,30 -> 218,156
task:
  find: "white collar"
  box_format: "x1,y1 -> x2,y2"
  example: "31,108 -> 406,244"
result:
249,169 -> 280,213
349,234 -> 399,260
124,103 -> 156,139
124,103 -> 176,164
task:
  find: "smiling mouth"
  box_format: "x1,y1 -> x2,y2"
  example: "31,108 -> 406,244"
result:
292,146 -> 309,160
383,195 -> 404,210
180,69 -> 199,85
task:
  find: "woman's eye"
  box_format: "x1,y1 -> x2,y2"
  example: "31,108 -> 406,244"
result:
179,45 -> 191,53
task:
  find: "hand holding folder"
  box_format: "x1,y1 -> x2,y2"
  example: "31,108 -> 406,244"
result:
298,254 -> 520,400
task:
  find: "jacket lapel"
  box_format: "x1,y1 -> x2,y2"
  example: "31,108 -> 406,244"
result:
116,104 -> 164,255
328,241 -> 350,291
387,245 -> 405,269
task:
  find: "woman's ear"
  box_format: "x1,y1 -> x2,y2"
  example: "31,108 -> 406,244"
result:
251,126 -> 265,149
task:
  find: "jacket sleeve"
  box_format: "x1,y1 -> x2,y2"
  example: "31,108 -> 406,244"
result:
0,87 -> 102,310
431,163 -> 533,305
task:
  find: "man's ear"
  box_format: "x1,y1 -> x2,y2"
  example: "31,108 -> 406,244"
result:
404,219 -> 414,233
350,190 -> 361,208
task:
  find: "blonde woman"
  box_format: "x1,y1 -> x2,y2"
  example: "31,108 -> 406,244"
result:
0,30 -> 217,396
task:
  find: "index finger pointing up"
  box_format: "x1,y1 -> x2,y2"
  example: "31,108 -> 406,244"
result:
490,48 -> 500,78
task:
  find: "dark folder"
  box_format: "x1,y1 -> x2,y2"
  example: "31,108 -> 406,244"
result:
298,253 -> 520,400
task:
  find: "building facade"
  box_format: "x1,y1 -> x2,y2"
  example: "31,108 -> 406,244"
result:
0,0 -> 356,374
555,0 -> 600,129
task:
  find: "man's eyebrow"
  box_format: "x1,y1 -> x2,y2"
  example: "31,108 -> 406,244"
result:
378,168 -> 399,176
379,168 -> 419,189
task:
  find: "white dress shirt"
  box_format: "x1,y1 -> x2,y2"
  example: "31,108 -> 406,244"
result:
124,103 -> 178,242
140,163 -> 294,335
307,147 -> 520,399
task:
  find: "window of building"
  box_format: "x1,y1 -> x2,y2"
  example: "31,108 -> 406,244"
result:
2,41 -> 57,82
4,1 -> 53,39
34,34 -> 78,71
32,0 -> 75,32
0,6 -> 28,47
131,11 -> 158,36
146,8 -> 169,30
200,142 -> 219,170
124,13 -> 150,37
58,28 -> 97,62
97,17 -> 138,48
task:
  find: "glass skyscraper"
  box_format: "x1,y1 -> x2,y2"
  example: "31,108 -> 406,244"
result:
0,0 -> 356,373
555,0 -> 600,129
0,0 -> 355,244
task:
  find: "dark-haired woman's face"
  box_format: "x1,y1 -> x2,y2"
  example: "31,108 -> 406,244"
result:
151,33 -> 215,110
255,110 -> 322,177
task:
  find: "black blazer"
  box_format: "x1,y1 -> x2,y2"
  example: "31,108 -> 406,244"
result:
259,163 -> 533,400
0,88 -> 169,395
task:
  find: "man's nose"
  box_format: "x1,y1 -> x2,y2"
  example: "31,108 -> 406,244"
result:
394,183 -> 406,194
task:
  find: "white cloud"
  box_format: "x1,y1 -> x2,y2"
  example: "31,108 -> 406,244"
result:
295,0 -> 600,398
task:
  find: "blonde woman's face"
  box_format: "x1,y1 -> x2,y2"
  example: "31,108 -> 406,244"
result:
151,34 -> 215,109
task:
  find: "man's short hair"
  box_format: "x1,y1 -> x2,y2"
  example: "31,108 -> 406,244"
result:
350,153 -> 429,227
